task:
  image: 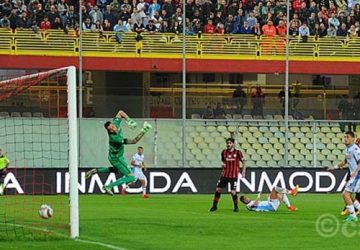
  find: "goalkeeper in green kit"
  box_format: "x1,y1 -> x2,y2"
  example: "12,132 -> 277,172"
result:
86,110 -> 152,196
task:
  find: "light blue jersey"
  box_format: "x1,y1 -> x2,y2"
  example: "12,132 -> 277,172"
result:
345,144 -> 360,180
344,144 -> 360,193
246,199 -> 280,212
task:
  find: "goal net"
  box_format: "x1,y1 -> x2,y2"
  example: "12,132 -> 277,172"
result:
0,67 -> 78,240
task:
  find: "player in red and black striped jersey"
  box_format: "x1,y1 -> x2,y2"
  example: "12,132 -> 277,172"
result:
209,138 -> 246,212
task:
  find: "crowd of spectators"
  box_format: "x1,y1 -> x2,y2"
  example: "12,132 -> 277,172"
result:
1,0 -> 360,39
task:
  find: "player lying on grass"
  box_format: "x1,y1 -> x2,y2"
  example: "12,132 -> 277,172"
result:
328,131 -> 360,222
86,110 -> 152,196
239,185 -> 299,212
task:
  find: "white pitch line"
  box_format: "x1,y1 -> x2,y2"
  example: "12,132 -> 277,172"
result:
0,221 -> 68,238
0,222 -> 127,250
75,238 -> 128,250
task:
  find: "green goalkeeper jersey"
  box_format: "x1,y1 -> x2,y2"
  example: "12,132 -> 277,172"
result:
0,155 -> 9,170
108,118 -> 125,160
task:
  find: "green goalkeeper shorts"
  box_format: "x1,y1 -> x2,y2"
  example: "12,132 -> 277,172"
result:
109,157 -> 132,176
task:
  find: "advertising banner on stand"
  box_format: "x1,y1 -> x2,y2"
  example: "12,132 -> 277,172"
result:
3,168 -> 348,195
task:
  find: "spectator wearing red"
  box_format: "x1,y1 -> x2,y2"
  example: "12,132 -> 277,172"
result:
276,20 -> 286,54
216,23 -> 224,34
40,16 -> 51,30
320,7 -> 329,23
292,0 -> 302,13
261,19 -> 276,54
204,19 -> 216,33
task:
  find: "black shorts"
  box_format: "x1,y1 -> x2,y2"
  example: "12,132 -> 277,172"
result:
216,177 -> 237,190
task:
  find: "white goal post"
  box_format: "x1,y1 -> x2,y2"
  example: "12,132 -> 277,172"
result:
0,66 -> 79,238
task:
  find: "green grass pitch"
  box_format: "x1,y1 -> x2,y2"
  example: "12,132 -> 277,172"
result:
0,194 -> 359,250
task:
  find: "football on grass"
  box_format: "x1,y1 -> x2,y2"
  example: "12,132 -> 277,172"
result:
39,204 -> 53,219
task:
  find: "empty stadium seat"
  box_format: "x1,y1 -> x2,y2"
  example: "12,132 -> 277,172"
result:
33,112 -> 44,117
0,112 -> 10,117
22,112 -> 32,117
191,114 -> 201,119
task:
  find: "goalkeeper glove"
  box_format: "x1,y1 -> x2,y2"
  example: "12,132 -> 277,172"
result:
126,118 -> 137,129
141,122 -> 152,134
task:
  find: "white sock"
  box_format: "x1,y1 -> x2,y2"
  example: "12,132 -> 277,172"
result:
354,200 -> 360,210
282,194 -> 291,207
122,184 -> 127,190
275,186 -> 290,194
347,205 -> 356,217
142,187 -> 146,195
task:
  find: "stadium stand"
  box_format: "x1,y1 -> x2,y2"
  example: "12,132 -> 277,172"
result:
0,0 -> 359,39
157,120 -> 346,168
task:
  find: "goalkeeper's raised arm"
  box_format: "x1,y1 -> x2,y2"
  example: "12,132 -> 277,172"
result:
115,110 -> 137,129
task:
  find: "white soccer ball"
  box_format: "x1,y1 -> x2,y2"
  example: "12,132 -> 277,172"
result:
39,204 -> 53,219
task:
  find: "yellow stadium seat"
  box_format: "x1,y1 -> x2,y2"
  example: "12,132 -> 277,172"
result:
253,131 -> 263,138
300,160 -> 311,167
251,154 -> 261,161
238,126 -> 248,133
331,137 -> 341,144
243,131 -> 252,138
290,149 -> 299,156
215,137 -> 224,143
263,154 -> 272,161
208,142 -> 218,149
256,160 -> 267,167
248,137 -> 257,144
321,127 -> 331,133
194,137 -> 204,144
217,126 -> 227,132
196,126 -> 206,132
332,149 -> 342,156
290,127 -> 300,133
253,143 -> 262,150
294,154 -> 304,161
263,143 -> 272,150
198,142 -> 208,149
273,154 -> 282,161
267,160 -> 278,167
301,127 -> 311,133
290,137 -> 299,144
305,154 -> 313,161
246,148 -> 256,156
205,137 -> 214,143
320,137 -> 331,144
206,126 -> 217,132
289,160 -> 299,167
331,127 -> 342,133
228,126 -> 237,133
200,131 -> 209,138
257,148 -> 267,155
249,127 -> 258,133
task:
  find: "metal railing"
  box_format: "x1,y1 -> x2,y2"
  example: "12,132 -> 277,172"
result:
1,29 -> 360,60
